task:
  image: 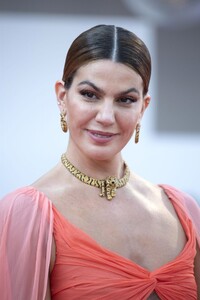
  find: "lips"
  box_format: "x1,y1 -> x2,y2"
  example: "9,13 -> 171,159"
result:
88,129 -> 116,137
86,129 -> 118,143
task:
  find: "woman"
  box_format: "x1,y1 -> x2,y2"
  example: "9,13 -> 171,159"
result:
0,25 -> 199,300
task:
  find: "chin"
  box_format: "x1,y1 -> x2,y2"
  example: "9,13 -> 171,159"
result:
85,148 -> 120,162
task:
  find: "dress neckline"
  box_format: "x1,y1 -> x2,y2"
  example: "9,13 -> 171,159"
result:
50,185 -> 194,274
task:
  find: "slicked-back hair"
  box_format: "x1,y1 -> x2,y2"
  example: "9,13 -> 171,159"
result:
62,25 -> 151,95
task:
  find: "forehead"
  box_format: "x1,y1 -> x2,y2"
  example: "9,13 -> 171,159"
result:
74,59 -> 143,89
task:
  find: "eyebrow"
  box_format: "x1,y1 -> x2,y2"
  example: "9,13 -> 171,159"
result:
78,80 -> 140,96
78,80 -> 103,93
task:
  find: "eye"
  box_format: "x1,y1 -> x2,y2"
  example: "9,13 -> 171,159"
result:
80,90 -> 98,100
117,96 -> 137,104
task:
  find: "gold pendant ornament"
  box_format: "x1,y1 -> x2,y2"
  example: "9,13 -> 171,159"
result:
135,123 -> 141,144
60,113 -> 68,133
61,154 -> 130,200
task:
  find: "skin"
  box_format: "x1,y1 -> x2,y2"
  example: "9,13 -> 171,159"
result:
33,60 -> 200,299
57,60 -> 150,173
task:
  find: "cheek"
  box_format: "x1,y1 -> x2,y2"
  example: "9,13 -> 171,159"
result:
121,115 -> 139,140
118,112 -> 138,130
126,120 -> 137,137
67,102 -> 94,127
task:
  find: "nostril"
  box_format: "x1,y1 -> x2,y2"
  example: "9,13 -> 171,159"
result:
95,109 -> 115,125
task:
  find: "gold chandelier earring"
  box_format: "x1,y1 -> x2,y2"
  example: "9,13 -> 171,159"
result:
60,112 -> 68,133
135,123 -> 141,144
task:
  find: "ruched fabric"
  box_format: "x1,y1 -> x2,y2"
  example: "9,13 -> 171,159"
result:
50,185 -> 198,300
0,185 -> 199,299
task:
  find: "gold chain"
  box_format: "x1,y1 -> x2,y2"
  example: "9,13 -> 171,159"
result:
61,153 -> 130,200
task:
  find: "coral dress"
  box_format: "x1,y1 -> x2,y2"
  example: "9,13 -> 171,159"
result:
0,185 -> 200,299
50,191 -> 197,299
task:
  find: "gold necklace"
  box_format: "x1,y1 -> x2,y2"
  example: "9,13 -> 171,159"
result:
61,153 -> 130,200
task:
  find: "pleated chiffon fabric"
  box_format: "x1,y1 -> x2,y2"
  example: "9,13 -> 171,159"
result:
0,185 -> 199,299
0,188 -> 53,300
50,189 -> 197,299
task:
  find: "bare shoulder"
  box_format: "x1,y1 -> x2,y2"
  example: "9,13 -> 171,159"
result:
128,173 -> 189,243
32,163 -> 67,275
32,162 -> 68,205
129,172 -> 169,207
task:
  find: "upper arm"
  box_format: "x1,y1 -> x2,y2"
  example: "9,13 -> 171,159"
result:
194,243 -> 200,298
45,278 -> 52,300
0,188 -> 53,300
45,236 -> 56,300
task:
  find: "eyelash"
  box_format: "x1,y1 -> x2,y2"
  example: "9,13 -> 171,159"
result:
79,89 -> 137,104
80,90 -> 98,100
117,97 -> 137,104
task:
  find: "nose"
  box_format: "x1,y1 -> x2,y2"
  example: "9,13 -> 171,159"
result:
95,101 -> 115,126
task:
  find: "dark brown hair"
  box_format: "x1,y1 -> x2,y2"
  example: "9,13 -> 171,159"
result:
62,24 -> 151,95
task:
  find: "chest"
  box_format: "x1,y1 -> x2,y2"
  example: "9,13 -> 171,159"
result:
54,193 -> 188,272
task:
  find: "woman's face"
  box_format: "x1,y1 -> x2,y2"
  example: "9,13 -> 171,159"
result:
57,60 -> 150,161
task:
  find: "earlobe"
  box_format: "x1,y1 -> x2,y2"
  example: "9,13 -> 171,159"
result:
138,94 -> 151,122
55,80 -> 67,112
141,94 -> 151,115
144,94 -> 151,109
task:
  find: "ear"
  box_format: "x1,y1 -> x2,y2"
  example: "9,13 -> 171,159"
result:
55,80 -> 67,113
138,94 -> 151,121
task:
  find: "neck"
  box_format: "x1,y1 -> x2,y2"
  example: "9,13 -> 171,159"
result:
61,153 -> 130,201
65,148 -> 124,180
